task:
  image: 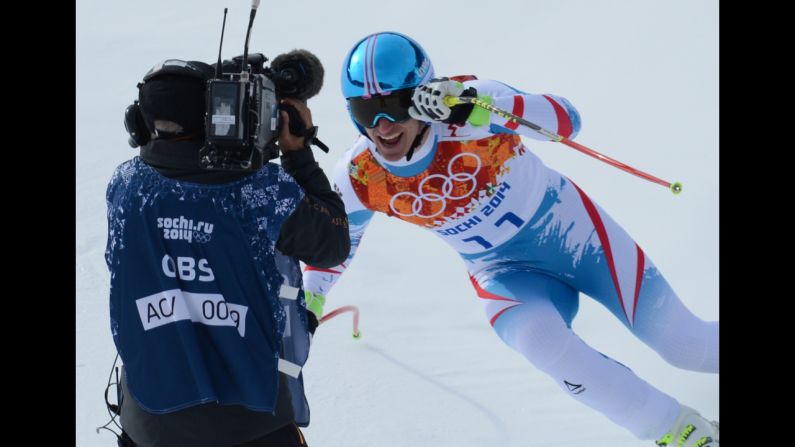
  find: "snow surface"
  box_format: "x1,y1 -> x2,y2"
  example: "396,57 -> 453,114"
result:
77,1 -> 719,445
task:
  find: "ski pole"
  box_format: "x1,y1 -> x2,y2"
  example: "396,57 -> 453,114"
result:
319,305 -> 361,339
445,96 -> 683,195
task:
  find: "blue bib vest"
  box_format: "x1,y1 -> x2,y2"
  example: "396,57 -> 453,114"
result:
106,157 -> 312,424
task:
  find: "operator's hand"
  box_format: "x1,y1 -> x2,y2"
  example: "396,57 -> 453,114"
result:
278,98 -> 314,152
409,77 -> 477,125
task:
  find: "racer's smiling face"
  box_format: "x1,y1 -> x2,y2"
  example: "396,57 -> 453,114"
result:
365,117 -> 427,162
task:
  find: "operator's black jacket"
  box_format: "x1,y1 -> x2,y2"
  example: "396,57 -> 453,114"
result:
140,139 -> 350,268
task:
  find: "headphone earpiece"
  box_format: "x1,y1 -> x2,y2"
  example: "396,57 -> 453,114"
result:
124,101 -> 151,148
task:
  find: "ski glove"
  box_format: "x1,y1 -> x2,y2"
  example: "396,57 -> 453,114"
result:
305,291 -> 325,335
305,290 -> 326,319
409,77 -> 478,126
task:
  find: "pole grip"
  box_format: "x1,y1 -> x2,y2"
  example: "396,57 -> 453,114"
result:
444,96 -> 464,107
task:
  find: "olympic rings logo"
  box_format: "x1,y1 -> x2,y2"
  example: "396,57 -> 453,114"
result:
193,231 -> 212,244
389,153 -> 482,218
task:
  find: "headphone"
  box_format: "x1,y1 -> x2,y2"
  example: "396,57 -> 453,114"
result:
124,60 -> 215,148
124,97 -> 150,148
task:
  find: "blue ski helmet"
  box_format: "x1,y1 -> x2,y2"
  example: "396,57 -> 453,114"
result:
341,31 -> 434,135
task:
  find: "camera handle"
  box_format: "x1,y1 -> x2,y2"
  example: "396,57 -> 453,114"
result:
280,103 -> 329,153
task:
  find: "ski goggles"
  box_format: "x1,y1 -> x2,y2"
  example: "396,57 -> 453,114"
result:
348,88 -> 414,128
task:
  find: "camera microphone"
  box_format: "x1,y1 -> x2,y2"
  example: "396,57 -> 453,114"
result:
214,8 -> 228,79
241,0 -> 261,77
270,49 -> 324,101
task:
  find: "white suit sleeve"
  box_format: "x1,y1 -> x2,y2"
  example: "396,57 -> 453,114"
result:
302,144 -> 374,299
462,79 -> 581,141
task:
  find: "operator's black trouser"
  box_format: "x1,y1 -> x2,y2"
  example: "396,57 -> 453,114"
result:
118,368 -> 308,447
118,422 -> 308,447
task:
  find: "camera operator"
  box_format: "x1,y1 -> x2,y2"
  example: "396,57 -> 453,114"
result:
105,58 -> 349,447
